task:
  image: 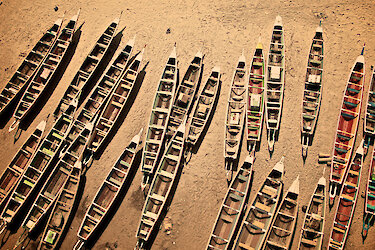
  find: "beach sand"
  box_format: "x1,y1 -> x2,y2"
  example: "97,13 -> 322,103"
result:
0,0 -> 375,249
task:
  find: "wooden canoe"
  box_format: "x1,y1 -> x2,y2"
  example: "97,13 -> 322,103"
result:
0,98 -> 78,231
0,120 -> 46,207
301,23 -> 324,157
224,52 -> 246,161
166,51 -> 203,138
247,42 -> 265,151
299,176 -> 326,250
62,38 -> 136,149
265,15 -> 285,152
53,17 -> 120,119
328,143 -> 364,250
14,115 -> 95,249
186,66 -> 221,149
72,129 -> 142,250
89,47 -> 144,153
0,18 -> 63,116
206,155 -> 254,250
39,125 -> 111,250
9,11 -> 80,132
136,121 -> 186,248
362,145 -> 375,237
233,157 -> 284,250
329,48 -> 365,203
363,67 -> 375,151
140,46 -> 178,188
263,176 -> 299,250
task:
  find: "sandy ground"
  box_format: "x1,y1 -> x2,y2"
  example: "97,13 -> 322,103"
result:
0,0 -> 375,249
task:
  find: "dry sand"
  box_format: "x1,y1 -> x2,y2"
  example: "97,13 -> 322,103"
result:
0,0 -> 375,249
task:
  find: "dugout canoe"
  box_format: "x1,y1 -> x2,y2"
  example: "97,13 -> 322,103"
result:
53,16 -> 120,118
140,45 -> 178,189
328,143 -> 364,250
0,18 -> 62,116
206,155 -> 254,249
329,47 -> 365,203
298,176 -> 326,249
301,23 -> 324,157
9,11 -> 79,132
72,129 -> 142,250
247,42 -> 265,152
362,144 -> 375,237
233,157 -> 284,250
265,15 -> 285,152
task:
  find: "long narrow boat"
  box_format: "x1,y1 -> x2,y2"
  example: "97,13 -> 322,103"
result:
301,23 -> 324,157
0,120 -> 46,207
9,11 -> 80,132
14,119 -> 95,249
363,67 -> 375,152
206,155 -> 254,250
88,47 -> 145,153
0,97 -> 78,233
224,52 -> 246,163
265,15 -> 285,152
72,129 -> 142,250
186,66 -> 221,149
233,157 -> 284,250
136,121 -> 186,249
328,143 -> 364,250
362,145 -> 375,237
246,42 -> 265,152
53,17 -> 120,119
329,47 -> 365,203
0,18 -> 63,116
299,175 -> 326,249
140,46 -> 178,189
165,51 -> 203,138
62,38 -> 136,150
263,176 -> 299,250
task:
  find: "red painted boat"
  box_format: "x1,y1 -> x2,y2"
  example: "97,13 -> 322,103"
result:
329,47 -> 365,204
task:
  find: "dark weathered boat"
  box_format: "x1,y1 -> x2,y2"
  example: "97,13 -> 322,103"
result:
265,15 -> 285,152
206,155 -> 253,249
136,121 -> 186,249
363,67 -> 375,152
62,38 -> 136,150
329,48 -> 365,203
301,23 -> 324,157
9,12 -> 80,132
233,157 -> 284,250
263,176 -> 299,250
53,17 -> 120,119
14,120 -> 94,249
0,120 -> 46,207
362,144 -> 375,237
166,51 -> 203,138
88,47 -> 144,153
299,176 -> 326,249
0,98 -> 78,233
328,144 -> 364,250
224,52 -> 246,163
72,129 -> 142,250
0,18 -> 62,116
140,46 -> 178,189
247,42 -> 265,151
186,66 -> 221,149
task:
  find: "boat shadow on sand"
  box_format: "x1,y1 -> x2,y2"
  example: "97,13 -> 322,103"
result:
93,60 -> 149,159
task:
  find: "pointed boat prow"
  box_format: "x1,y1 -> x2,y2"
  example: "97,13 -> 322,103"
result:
132,128 -> 144,145
36,119 -> 47,132
273,156 -> 285,174
54,17 -> 64,27
288,176 -> 300,195
71,9 -> 81,22
244,155 -> 255,165
256,41 -> 263,50
212,66 -> 220,73
169,44 -> 177,58
239,49 -> 246,63
356,140 -> 365,156
318,176 -> 326,186
195,49 -> 204,59
274,15 -> 283,26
